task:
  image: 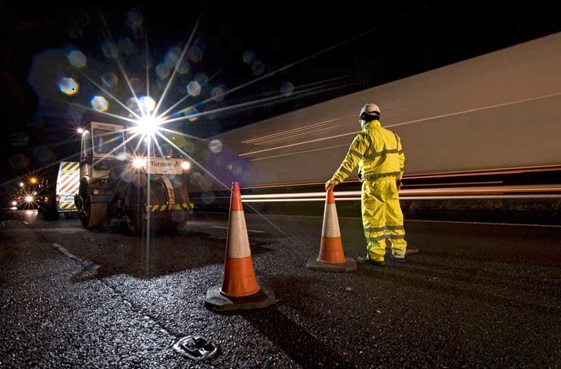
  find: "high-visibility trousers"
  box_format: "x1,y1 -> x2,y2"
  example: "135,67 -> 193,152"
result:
361,178 -> 407,262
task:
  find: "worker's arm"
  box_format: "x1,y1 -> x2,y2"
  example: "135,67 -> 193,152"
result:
396,133 -> 405,190
397,134 -> 405,180
326,133 -> 369,190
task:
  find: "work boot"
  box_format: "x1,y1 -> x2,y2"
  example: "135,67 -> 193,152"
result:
390,255 -> 406,264
357,255 -> 385,266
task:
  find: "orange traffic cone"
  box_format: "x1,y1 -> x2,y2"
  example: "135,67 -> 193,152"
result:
205,182 -> 275,311
306,189 -> 357,272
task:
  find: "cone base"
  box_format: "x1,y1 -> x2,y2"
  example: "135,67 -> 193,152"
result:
205,281 -> 276,312
306,256 -> 357,272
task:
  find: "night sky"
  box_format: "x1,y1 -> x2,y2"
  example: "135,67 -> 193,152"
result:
1,0 -> 560,191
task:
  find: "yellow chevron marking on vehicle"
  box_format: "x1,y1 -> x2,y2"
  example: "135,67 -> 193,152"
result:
147,203 -> 194,211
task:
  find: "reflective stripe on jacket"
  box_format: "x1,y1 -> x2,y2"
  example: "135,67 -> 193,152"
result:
330,120 -> 405,185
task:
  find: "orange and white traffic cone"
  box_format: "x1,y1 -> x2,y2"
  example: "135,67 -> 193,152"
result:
306,189 -> 357,272
205,182 -> 275,311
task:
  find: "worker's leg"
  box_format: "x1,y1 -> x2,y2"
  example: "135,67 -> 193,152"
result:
362,181 -> 386,262
384,179 -> 407,258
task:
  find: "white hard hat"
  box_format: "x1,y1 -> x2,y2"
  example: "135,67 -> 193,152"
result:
359,103 -> 380,121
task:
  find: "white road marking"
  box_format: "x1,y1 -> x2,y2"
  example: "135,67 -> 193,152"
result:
52,243 -> 83,261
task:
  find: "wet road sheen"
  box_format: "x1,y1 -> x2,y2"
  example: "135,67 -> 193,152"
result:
1,208 -> 560,368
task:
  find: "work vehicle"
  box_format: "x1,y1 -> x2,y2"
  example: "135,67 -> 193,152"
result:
36,161 -> 80,219
74,121 -> 193,233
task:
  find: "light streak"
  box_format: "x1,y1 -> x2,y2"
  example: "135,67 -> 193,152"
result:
163,81 -> 352,125
152,17 -> 201,119
241,112 -> 346,145
238,90 -> 561,159
241,194 -> 561,203
171,3 -> 431,118
249,143 -> 349,162
406,181 -> 503,188
405,165 -> 561,180
239,185 -> 561,202
386,90 -> 561,129
239,130 -> 359,157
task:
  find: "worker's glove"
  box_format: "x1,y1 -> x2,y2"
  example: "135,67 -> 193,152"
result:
325,180 -> 335,192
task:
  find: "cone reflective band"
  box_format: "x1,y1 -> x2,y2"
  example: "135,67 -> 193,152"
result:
221,182 -> 260,297
306,189 -> 357,272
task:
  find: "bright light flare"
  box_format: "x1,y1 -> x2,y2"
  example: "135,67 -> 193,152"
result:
90,95 -> 109,112
101,72 -> 119,88
187,81 -> 201,97
132,157 -> 147,168
58,77 -> 79,96
29,177 -> 37,184
68,50 -> 87,68
11,201 -> 17,206
133,116 -> 163,137
181,161 -> 191,170
25,195 -> 34,203
208,139 -> 223,153
77,128 -> 84,134
139,96 -> 156,115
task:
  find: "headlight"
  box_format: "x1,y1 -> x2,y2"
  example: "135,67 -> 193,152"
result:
132,157 -> 147,169
181,161 -> 191,171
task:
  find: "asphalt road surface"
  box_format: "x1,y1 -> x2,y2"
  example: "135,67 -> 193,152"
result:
1,208 -> 560,368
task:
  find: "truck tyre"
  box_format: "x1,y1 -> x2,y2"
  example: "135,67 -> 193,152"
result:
77,184 -> 107,230
125,186 -> 146,235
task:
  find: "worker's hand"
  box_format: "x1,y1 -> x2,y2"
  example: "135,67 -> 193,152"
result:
396,180 -> 403,190
325,180 -> 335,192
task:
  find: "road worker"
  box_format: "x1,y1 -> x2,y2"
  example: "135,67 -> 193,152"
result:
325,103 -> 407,265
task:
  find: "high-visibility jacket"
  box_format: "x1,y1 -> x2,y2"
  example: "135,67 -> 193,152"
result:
330,120 -> 404,184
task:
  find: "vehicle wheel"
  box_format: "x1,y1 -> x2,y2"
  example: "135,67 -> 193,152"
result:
151,182 -> 189,233
48,208 -> 60,221
88,203 -> 107,229
125,186 -> 146,235
78,194 -> 90,229
78,192 -> 107,229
